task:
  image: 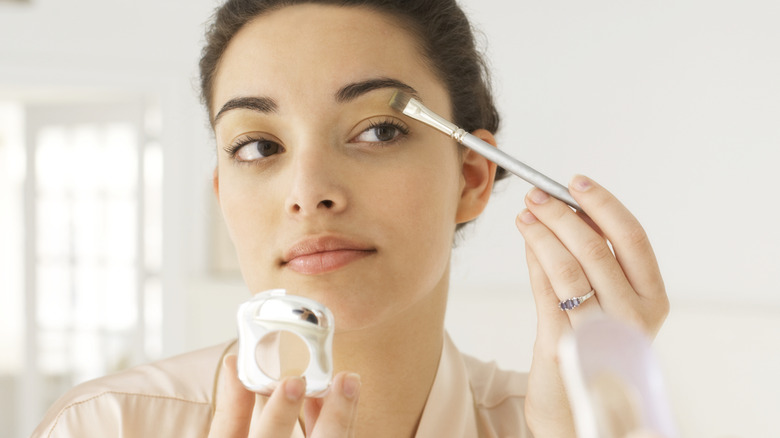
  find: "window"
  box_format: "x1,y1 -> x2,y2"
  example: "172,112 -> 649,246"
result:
0,99 -> 163,437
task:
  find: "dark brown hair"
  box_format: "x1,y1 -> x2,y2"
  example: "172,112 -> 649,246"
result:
199,0 -> 509,181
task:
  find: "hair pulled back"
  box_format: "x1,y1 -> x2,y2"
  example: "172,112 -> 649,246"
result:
199,0 -> 507,182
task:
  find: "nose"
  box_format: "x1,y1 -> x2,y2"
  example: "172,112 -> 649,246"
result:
284,146 -> 348,217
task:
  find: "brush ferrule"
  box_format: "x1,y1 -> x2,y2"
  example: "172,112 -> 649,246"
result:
402,99 -> 459,137
452,128 -> 468,143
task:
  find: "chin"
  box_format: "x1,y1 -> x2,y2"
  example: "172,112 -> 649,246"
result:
301,286 -> 407,333
243,270 -> 422,331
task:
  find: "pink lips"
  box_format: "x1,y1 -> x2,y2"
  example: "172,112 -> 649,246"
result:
282,236 -> 376,275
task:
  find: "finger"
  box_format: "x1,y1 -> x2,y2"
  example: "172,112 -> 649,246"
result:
523,245 -> 577,431
524,188 -> 637,315
303,397 -> 323,437
523,242 -> 568,334
308,372 -> 361,438
209,354 -> 255,438
516,208 -> 602,327
569,175 -> 665,301
577,208 -> 605,237
253,376 -> 306,438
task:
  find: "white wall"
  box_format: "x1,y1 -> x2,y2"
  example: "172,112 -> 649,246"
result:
448,1 -> 780,436
2,0 -> 778,436
463,0 -> 780,307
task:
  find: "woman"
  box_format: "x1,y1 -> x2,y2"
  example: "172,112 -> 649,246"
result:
33,0 -> 669,437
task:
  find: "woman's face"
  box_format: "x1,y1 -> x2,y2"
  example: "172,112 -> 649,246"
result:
212,4 -> 481,331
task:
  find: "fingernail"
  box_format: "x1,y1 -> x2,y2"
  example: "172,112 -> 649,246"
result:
518,209 -> 537,225
222,354 -> 237,372
528,188 -> 550,204
285,376 -> 306,402
571,175 -> 593,192
342,373 -> 361,400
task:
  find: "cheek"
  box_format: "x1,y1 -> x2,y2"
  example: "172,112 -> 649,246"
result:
367,153 -> 462,257
217,172 -> 283,281
382,165 -> 461,307
404,150 -> 462,223
220,174 -> 267,235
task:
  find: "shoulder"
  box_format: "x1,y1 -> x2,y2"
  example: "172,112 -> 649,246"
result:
462,353 -> 532,437
31,341 -> 235,438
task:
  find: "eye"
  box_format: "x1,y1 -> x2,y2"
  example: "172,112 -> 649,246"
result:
352,120 -> 409,144
227,136 -> 284,162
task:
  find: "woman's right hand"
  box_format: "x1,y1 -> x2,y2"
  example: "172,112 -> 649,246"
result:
209,355 -> 360,437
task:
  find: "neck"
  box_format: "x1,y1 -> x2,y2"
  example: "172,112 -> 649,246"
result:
332,278 -> 448,438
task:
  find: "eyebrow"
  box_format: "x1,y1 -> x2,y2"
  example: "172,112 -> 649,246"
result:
213,77 -> 420,125
214,96 -> 278,124
335,77 -> 420,103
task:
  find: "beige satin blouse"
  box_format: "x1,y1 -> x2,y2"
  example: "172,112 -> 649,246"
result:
31,334 -> 530,437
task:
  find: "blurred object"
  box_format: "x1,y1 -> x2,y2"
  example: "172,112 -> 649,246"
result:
589,372 -> 643,437
559,317 -> 678,438
0,98 -> 163,437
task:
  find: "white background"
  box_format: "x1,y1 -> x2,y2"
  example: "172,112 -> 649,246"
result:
1,0 -> 778,436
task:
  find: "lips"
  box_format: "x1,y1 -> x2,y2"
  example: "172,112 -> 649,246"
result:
281,235 -> 376,275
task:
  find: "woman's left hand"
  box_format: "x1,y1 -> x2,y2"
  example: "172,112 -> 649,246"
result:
515,175 -> 669,437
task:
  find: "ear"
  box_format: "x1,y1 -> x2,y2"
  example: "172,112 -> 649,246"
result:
212,166 -> 221,204
455,129 -> 498,224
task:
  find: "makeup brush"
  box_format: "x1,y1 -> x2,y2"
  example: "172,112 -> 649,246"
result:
389,91 -> 581,211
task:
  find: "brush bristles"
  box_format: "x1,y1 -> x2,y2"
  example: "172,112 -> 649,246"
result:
388,91 -> 413,113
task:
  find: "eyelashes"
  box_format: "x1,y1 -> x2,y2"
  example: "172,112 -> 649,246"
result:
224,134 -> 283,162
353,118 -> 410,145
223,117 -> 411,164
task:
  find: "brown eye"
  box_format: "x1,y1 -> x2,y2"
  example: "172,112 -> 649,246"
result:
236,140 -> 283,161
255,141 -> 281,157
373,125 -> 398,142
353,121 -> 408,144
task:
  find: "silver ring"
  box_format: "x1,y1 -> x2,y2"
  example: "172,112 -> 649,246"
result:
559,289 -> 596,311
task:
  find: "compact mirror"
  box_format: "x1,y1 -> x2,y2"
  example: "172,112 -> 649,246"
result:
237,289 -> 334,397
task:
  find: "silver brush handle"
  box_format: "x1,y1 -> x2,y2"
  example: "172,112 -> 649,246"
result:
456,130 -> 581,210
400,96 -> 581,210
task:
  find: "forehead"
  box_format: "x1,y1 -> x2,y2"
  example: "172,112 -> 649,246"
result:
211,4 -> 445,113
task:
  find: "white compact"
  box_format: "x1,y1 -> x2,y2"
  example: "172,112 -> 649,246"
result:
558,317 -> 678,438
237,289 -> 334,397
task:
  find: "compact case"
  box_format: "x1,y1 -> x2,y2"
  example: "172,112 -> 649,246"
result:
237,289 -> 334,397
